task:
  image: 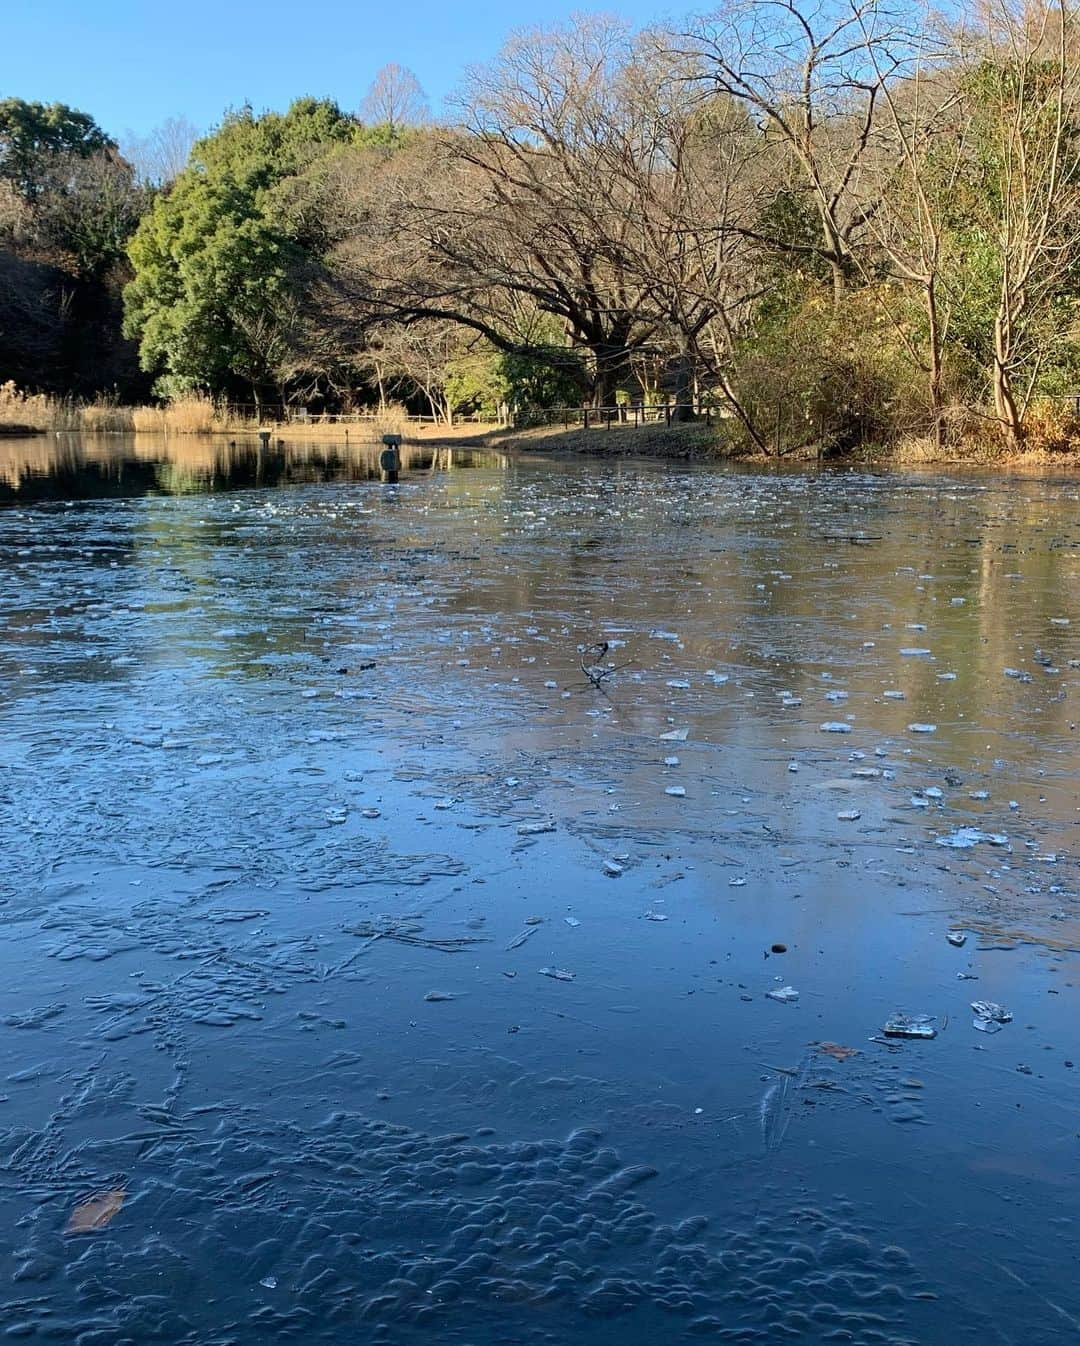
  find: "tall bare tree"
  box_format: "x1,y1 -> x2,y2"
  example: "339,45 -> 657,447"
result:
122,116 -> 200,187
682,0 -> 919,302
851,18 -> 961,448
958,0 -> 1080,446
360,64 -> 430,129
318,19 -> 767,418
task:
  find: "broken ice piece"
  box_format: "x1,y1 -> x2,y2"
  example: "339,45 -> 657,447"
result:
603,860 -> 624,877
936,827 -> 1008,849
660,728 -> 689,741
517,820 -> 556,835
946,930 -> 967,947
900,648 -> 932,656
882,1013 -> 937,1039
837,809 -> 861,821
665,786 -> 686,797
538,967 -> 575,981
766,986 -> 800,1004
564,917 -> 581,927
820,722 -> 852,733
643,911 -> 669,922
908,723 -> 937,733
971,1001 -> 1012,1032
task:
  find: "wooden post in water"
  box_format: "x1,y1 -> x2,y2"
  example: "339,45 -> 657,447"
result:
380,433 -> 401,483
258,429 -> 271,449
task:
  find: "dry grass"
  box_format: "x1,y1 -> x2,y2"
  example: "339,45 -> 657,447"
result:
81,398 -> 134,433
0,381 -> 69,431
132,395 -> 216,434
0,385 -> 222,435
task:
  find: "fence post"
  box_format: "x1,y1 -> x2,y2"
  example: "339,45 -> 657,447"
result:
665,404 -> 672,428
584,408 -> 590,430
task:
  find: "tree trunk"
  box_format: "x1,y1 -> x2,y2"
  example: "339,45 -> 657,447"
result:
670,351 -> 695,422
926,279 -> 944,453
590,338 -> 630,407
716,369 -> 770,454
992,315 -> 1023,450
592,362 -> 618,408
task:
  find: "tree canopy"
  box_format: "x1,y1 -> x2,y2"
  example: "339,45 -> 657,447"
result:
0,98 -> 114,200
123,98 -> 363,400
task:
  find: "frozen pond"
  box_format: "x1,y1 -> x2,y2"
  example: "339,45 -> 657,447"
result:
0,435 -> 1077,1344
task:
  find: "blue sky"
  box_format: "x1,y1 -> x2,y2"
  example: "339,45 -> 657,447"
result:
3,0 -> 678,141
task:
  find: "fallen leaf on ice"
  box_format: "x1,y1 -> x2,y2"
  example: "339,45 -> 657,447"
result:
65,1189 -> 126,1234
818,1042 -> 859,1061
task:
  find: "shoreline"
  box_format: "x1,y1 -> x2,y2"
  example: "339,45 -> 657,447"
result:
420,421 -> 1080,469
3,417 -> 1078,468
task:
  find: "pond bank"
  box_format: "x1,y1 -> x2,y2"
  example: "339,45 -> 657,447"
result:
451,420 -> 1080,467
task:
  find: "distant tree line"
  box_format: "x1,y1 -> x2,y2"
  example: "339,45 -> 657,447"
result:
4,0 -> 1080,452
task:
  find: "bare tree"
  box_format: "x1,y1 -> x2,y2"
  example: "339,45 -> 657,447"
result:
319,19 -> 769,418
850,17 -> 962,448
122,116 -> 200,187
360,64 -> 430,129
682,0 -> 920,303
958,0 -> 1080,447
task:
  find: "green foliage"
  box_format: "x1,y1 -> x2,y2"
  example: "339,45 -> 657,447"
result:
0,98 -> 113,200
444,341 -> 586,418
124,98 -> 363,397
734,289 -> 922,453
32,154 -> 148,278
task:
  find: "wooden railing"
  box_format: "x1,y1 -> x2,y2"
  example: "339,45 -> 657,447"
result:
513,403 -> 723,430
223,405 -> 497,426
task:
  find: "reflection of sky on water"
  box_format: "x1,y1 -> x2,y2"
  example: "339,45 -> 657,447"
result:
0,449 -> 1075,1344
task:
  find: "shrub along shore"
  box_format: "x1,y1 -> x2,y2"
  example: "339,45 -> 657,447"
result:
2,385 -> 1075,466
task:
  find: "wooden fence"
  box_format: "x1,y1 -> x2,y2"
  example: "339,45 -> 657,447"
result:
513,403 -> 723,430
